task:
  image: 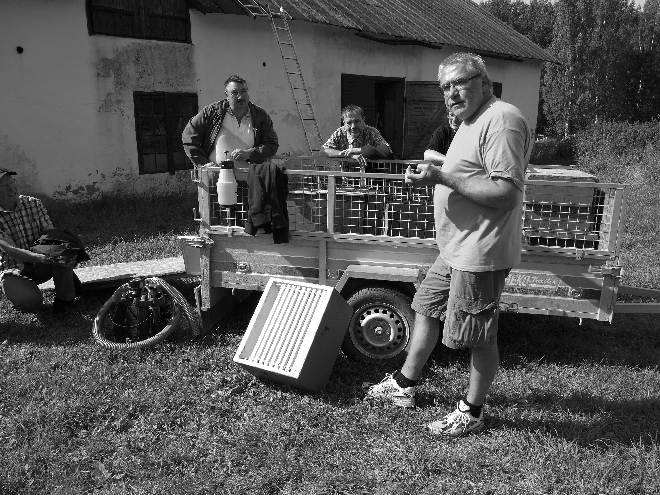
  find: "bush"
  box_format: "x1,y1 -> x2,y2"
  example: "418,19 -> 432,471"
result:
530,137 -> 575,165
574,120 -> 660,288
574,119 -> 660,183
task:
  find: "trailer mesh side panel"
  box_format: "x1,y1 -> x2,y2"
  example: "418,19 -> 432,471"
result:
523,184 -> 611,250
203,159 -> 621,253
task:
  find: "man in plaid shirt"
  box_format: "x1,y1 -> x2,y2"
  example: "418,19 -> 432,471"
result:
0,168 -> 78,312
322,105 -> 392,159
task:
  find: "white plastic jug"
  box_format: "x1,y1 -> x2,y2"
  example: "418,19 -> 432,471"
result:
216,157 -> 237,206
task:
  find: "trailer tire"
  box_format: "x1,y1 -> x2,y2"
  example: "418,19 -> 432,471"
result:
342,286 -> 414,363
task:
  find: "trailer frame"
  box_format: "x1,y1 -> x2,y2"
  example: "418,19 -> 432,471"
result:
180,156 -> 659,361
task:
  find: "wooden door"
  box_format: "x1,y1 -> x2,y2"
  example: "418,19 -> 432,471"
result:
403,81 -> 447,159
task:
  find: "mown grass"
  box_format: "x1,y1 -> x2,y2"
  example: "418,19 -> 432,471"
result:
1,291 -> 658,494
42,193 -> 198,266
2,155 -> 659,494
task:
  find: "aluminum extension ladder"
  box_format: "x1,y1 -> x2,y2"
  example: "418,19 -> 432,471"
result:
234,1 -> 323,153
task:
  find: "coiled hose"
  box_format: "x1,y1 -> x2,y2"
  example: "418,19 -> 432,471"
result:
92,277 -> 202,350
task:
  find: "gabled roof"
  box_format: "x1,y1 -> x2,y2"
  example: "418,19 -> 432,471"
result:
189,0 -> 555,62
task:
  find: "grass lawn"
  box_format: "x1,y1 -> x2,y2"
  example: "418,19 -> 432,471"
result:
1,193 -> 659,494
43,193 -> 199,266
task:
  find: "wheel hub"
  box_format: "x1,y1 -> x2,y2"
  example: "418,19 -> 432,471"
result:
358,307 -> 402,349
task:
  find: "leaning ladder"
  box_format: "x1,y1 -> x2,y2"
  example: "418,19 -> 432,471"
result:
234,1 -> 323,153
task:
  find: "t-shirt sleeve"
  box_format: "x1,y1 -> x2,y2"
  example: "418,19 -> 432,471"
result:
483,127 -> 529,191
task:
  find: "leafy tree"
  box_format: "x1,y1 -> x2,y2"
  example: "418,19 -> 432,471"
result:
525,0 -> 555,48
481,0 -> 528,31
633,0 -> 660,120
481,0 -> 555,48
481,0 -> 555,133
543,0 -> 643,137
482,0 -> 658,136
542,0 -> 579,137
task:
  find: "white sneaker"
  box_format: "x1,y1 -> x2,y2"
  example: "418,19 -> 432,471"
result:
365,373 -> 416,408
427,400 -> 485,437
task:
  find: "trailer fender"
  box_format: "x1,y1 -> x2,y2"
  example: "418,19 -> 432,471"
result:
335,265 -> 421,296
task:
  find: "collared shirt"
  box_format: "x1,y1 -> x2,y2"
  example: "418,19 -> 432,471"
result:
0,195 -> 54,270
209,110 -> 255,165
323,125 -> 390,151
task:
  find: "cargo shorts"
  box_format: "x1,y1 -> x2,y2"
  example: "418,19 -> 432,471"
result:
411,257 -> 509,349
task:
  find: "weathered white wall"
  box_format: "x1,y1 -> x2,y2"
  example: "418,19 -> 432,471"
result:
483,56 -> 542,129
0,2 -> 542,199
1,0 -> 197,199
191,13 -> 542,156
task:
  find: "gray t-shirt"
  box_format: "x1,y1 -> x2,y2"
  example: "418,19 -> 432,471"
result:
434,97 -> 531,272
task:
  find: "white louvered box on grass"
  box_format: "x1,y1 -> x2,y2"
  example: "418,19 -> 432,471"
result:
233,278 -> 352,392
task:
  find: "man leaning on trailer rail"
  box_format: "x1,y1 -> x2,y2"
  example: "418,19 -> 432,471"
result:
366,52 -> 532,438
322,104 -> 393,160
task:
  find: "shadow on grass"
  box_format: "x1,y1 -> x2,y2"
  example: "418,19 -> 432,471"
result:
490,392 -> 660,446
134,295 -> 660,409
3,287 -> 657,372
498,312 -> 660,368
0,279 -> 205,346
0,290 -> 114,345
234,356 -> 393,409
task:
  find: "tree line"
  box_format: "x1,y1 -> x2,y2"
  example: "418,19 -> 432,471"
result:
481,0 -> 660,137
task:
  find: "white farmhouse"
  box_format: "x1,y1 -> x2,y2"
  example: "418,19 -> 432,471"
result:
1,0 -> 553,199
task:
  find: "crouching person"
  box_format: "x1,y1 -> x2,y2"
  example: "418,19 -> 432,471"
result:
0,168 -> 85,312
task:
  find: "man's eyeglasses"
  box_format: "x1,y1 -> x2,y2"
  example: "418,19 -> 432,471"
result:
227,89 -> 248,97
439,73 -> 481,93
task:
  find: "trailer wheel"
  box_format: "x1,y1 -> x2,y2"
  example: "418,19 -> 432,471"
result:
342,286 -> 414,363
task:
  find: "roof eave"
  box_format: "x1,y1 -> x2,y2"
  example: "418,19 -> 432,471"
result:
355,32 -> 556,64
187,1 -> 558,64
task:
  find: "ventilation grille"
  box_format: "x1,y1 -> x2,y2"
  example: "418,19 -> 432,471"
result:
244,282 -> 327,374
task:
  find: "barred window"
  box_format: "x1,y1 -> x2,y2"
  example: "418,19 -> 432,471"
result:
133,92 -> 198,175
87,0 -> 191,43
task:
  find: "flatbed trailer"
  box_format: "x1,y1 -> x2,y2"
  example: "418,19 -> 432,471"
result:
180,156 -> 659,362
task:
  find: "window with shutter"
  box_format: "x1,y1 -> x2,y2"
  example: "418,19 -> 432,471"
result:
403,81 -> 446,160
87,0 -> 191,43
134,92 -> 198,174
